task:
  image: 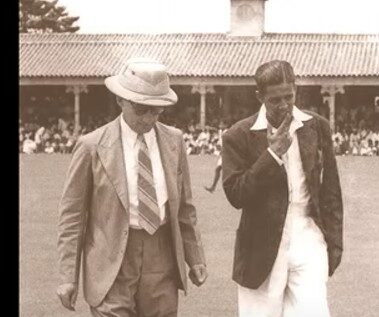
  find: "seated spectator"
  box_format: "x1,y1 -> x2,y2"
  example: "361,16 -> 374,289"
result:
359,139 -> 370,156
367,139 -> 376,156
333,137 -> 342,155
373,140 -> 379,156
53,131 -> 62,143
372,129 -> 379,148
65,136 -> 76,153
52,141 -> 59,153
58,137 -> 68,154
349,129 -> 359,154
341,130 -> 350,155
186,144 -> 194,155
23,135 -> 37,154
197,128 -> 211,154
42,127 -> 52,144
34,126 -> 45,153
187,120 -> 196,133
19,130 -> 25,153
332,127 -> 343,155
58,117 -> 68,132
44,141 -> 55,154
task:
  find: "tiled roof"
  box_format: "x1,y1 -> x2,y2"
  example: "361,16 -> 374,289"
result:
19,33 -> 379,78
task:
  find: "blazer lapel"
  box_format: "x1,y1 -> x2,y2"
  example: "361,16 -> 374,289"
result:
297,120 -> 318,188
250,130 -> 269,158
97,117 -> 130,213
155,123 -> 179,216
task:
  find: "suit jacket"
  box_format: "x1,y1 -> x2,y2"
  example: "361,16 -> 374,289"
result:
57,117 -> 205,307
222,111 -> 343,289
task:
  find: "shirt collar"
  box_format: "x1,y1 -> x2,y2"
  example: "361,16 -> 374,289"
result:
120,114 -> 155,149
250,104 -> 313,134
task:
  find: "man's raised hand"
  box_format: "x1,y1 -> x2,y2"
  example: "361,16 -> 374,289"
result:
267,113 -> 293,157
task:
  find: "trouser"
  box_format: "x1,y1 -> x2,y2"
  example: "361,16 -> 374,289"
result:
238,203 -> 330,317
90,223 -> 179,317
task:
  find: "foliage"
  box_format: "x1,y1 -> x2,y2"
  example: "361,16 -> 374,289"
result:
19,0 -> 80,33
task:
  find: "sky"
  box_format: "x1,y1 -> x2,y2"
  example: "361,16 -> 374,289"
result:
58,0 -> 379,34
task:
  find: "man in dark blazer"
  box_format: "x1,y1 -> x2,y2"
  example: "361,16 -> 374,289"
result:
56,58 -> 207,316
222,60 -> 343,317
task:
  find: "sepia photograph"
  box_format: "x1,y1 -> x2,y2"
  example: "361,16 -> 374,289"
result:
19,0 -> 379,316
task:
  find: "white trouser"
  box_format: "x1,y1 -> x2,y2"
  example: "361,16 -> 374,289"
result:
238,203 -> 330,317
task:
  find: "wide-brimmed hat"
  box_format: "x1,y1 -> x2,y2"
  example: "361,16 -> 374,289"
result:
105,58 -> 178,106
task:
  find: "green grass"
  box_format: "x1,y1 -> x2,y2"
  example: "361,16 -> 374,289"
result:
20,154 -> 379,316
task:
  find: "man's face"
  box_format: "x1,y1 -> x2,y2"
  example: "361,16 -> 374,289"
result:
258,82 -> 296,128
119,98 -> 165,134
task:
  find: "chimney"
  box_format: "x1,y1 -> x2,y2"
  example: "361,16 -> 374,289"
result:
230,0 -> 267,37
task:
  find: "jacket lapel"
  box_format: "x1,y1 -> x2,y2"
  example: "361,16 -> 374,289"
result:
250,130 -> 269,158
97,117 -> 130,213
297,120 -> 318,188
155,123 -> 179,216
249,113 -> 270,159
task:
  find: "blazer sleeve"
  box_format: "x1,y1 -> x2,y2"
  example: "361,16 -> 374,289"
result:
222,127 -> 285,210
177,136 -> 206,268
57,138 -> 93,284
318,120 -> 344,274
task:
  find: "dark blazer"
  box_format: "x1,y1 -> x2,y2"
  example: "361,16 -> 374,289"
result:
57,117 -> 205,306
222,110 -> 343,289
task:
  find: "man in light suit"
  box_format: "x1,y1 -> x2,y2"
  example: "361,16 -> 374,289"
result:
222,60 -> 343,317
57,58 -> 207,316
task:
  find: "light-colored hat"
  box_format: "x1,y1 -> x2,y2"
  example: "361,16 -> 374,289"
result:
105,58 -> 178,107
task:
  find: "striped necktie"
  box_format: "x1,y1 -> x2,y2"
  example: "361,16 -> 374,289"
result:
137,134 -> 161,234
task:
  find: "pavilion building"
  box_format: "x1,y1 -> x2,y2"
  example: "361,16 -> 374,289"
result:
19,0 -> 379,133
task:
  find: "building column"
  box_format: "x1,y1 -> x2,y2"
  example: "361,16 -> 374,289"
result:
321,85 -> 345,132
191,85 -> 215,129
222,87 -> 232,119
66,85 -> 88,135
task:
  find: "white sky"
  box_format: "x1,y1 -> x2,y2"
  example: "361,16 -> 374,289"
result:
58,0 -> 379,34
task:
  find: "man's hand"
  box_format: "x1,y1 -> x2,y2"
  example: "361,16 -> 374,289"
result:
267,113 -> 293,157
57,283 -> 78,311
189,264 -> 208,287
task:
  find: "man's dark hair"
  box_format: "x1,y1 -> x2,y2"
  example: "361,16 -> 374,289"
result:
255,60 -> 296,94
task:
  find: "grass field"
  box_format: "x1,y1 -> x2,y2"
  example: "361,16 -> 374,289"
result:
20,154 -> 379,317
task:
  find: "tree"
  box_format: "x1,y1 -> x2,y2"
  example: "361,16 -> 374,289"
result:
19,0 -> 80,33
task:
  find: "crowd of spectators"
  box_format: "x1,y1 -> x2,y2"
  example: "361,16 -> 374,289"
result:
331,106 -> 379,156
332,126 -> 379,156
19,106 -> 379,157
19,114 -> 227,156
19,115 -> 113,154
182,126 -> 224,155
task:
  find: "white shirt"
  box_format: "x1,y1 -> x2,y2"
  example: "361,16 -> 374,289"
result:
250,105 -> 313,205
120,115 -> 168,228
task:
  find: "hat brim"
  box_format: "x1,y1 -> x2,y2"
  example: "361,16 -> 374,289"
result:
105,75 -> 178,107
